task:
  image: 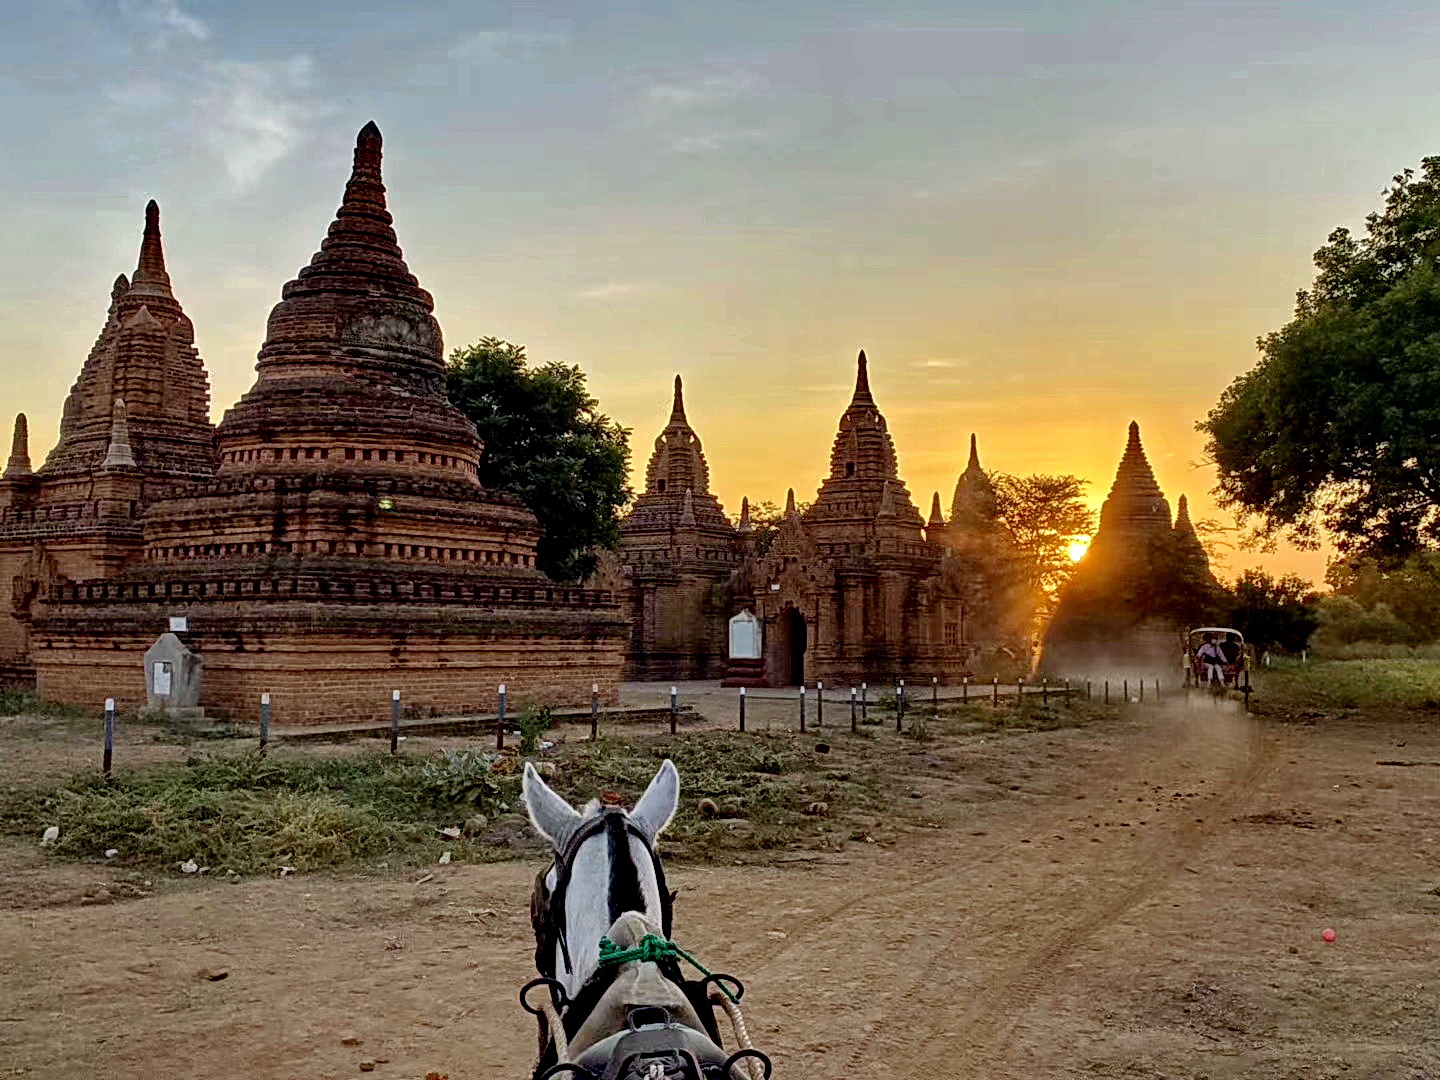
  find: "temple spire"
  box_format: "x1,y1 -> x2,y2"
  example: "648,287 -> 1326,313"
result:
850,349 -> 874,406
1174,493 -> 1196,535
1097,420 -> 1170,537
5,414 -> 33,478
670,374 -> 687,424
128,200 -> 174,299
928,491 -> 945,526
785,487 -> 797,517
102,399 -> 136,469
951,432 -> 998,531
737,495 -> 753,533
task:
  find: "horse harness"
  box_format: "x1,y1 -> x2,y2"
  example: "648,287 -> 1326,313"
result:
530,806 -> 674,982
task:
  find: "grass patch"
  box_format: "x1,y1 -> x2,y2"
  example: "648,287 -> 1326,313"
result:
0,691 -> 85,720
0,748 -> 522,877
1257,658 -> 1440,710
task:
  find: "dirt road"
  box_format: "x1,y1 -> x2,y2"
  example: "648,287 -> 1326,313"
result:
3,697 -> 1436,1079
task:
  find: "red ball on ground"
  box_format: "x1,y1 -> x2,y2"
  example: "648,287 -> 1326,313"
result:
1321,928 -> 1337,943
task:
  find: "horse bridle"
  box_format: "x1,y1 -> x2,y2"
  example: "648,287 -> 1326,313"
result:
531,806 -> 675,983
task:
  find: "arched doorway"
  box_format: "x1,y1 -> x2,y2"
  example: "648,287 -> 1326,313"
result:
786,606 -> 807,685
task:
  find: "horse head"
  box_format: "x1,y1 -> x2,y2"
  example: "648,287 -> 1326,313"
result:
522,758 -> 680,1001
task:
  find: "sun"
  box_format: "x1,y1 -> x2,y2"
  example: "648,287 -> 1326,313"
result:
1068,537 -> 1091,562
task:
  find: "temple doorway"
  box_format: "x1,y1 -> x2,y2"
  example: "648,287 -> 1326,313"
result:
785,606 -> 807,685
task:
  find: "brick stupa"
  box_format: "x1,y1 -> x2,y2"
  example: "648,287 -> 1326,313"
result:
617,375 -> 740,679
1041,421 -> 1218,679
27,123 -> 625,720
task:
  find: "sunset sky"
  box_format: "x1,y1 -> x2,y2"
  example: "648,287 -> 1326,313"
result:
5,0 -> 1436,583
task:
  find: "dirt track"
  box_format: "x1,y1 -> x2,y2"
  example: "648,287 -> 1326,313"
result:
3,696 -> 1437,1079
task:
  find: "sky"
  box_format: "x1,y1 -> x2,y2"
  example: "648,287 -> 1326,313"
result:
5,0 -> 1439,584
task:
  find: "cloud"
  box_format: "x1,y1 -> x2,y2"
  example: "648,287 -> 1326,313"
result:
119,0 -> 209,48
625,62 -> 785,156
577,281 -> 660,301
104,0 -> 318,194
449,30 -> 569,62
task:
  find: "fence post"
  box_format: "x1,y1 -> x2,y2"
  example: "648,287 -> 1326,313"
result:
849,686 -> 857,733
962,675 -> 969,704
102,697 -> 115,781
992,675 -> 999,707
1155,678 -> 1160,699
1139,679 -> 1144,703
861,682 -> 868,723
1122,679 -> 1128,703
670,685 -> 678,735
816,680 -> 824,728
799,685 -> 807,733
896,680 -> 905,732
739,686 -> 746,732
1016,676 -> 1024,706
931,675 -> 938,713
1042,677 -> 1049,706
591,683 -> 600,740
390,689 -> 401,755
1104,680 -> 1110,705
496,683 -> 507,750
259,693 -> 271,757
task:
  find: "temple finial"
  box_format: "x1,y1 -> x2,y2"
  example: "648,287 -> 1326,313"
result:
851,348 -> 874,405
102,398 -> 136,469
346,121 -> 385,199
670,374 -> 687,423
129,200 -> 173,296
929,491 -> 945,526
737,495 -> 753,532
5,414 -> 33,479
785,487 -> 797,517
967,433 -> 981,470
1174,493 -> 1195,534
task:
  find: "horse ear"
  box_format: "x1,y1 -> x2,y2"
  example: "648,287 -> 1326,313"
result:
631,758 -> 680,842
522,762 -> 583,850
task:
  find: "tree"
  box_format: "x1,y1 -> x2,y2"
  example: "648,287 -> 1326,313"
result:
445,338 -> 631,583
743,498 -> 811,556
1321,550 -> 1440,644
1200,158 -> 1440,562
1227,569 -> 1320,663
990,473 -> 1096,612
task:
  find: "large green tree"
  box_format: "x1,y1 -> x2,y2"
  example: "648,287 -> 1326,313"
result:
1200,158 -> 1440,561
446,338 -> 631,583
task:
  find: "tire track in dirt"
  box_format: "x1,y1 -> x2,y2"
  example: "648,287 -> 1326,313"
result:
920,701 -> 1280,1078
808,698 -> 1279,1078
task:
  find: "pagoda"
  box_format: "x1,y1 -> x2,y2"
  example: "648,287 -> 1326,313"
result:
616,375 -> 740,679
29,124 -> 625,721
617,351 -> 1032,686
0,201 -> 215,675
1041,421 -> 1218,678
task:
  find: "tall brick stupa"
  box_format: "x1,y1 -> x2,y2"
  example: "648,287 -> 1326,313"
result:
28,123 -> 625,721
1041,421 -> 1220,679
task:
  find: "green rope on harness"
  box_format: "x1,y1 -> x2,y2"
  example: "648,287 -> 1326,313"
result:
595,933 -> 739,1003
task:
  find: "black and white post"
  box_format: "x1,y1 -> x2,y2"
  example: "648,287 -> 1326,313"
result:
259,692 -> 271,756
102,697 -> 115,781
390,688 -> 401,755
590,682 -> 600,740
496,683 -> 507,750
799,684 -> 807,733
670,685 -> 678,735
850,686 -> 857,733
816,680 -> 824,727
738,686 -> 747,732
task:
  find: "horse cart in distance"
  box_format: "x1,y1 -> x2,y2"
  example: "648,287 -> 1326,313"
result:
1185,626 -> 1252,696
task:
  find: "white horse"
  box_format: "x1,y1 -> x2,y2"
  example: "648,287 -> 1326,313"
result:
520,760 -> 768,1080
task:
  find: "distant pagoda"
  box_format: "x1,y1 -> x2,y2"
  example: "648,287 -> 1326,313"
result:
1041,421 -> 1221,679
